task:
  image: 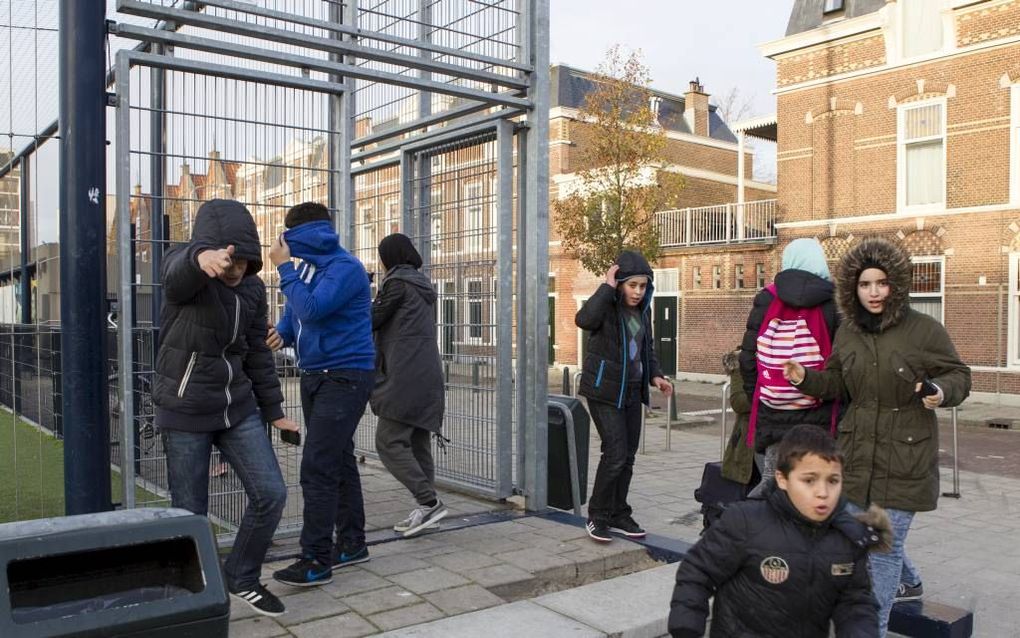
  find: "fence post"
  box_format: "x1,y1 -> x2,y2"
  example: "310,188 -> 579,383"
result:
720,381 -> 730,460
59,0 -> 112,515
562,366 -> 570,395
942,407 -> 961,498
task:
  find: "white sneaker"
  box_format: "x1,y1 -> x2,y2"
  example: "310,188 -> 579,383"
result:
394,501 -> 449,537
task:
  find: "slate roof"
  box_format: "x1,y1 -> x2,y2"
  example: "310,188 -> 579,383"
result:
550,65 -> 738,144
785,0 -> 885,36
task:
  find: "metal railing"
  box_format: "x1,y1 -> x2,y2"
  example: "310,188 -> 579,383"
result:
655,199 -> 777,248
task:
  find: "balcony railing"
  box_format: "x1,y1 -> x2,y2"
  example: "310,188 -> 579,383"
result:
655,199 -> 776,248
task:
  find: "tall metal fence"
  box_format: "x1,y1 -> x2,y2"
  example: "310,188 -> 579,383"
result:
1,0 -> 549,537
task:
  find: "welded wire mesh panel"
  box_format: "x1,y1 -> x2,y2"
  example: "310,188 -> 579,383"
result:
119,60 -> 339,537
352,131 -> 512,496
353,0 -> 524,134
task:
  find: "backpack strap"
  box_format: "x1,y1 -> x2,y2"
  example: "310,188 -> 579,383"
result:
746,284 -> 778,448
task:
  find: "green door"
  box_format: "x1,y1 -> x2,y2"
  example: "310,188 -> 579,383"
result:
653,296 -> 677,376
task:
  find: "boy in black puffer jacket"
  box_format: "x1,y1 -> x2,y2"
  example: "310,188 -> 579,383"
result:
154,199 -> 299,618
576,250 -> 673,543
668,425 -> 889,638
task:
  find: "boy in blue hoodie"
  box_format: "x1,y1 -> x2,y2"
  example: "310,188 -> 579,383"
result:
266,202 -> 376,587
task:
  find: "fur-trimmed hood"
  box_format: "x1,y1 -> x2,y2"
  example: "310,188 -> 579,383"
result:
722,349 -> 740,374
835,237 -> 912,333
851,504 -> 893,553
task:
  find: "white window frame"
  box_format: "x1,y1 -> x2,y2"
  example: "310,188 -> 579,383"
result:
465,278 -> 484,345
1011,84 -> 1020,206
357,203 -> 377,260
897,98 -> 947,214
756,263 -> 766,289
734,264 -> 745,290
909,255 -> 945,324
1005,254 -> 1020,367
897,0 -> 948,62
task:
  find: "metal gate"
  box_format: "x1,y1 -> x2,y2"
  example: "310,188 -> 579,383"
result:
105,0 -> 550,539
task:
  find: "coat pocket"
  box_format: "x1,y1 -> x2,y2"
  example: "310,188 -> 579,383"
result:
888,425 -> 936,479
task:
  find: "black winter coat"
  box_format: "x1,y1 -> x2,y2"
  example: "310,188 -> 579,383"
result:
153,200 -> 285,432
369,265 -> 445,431
739,269 -> 839,451
668,486 -> 884,638
576,252 -> 663,408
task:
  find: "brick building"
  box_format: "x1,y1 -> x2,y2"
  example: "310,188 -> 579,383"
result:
757,0 -> 1020,398
548,65 -> 777,376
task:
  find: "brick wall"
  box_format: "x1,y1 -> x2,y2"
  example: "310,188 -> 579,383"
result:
776,33 -> 886,88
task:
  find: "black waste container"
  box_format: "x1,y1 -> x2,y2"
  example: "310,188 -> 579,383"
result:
0,508 -> 229,638
547,394 -> 591,511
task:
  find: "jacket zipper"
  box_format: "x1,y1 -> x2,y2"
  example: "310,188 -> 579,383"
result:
594,360 -> 606,388
617,316 -> 627,409
296,317 -> 303,368
222,293 -> 240,428
177,352 -> 198,398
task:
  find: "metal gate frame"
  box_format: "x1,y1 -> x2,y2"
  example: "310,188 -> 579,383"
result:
112,0 -> 550,523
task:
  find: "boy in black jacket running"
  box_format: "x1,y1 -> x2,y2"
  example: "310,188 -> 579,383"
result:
668,425 -> 889,638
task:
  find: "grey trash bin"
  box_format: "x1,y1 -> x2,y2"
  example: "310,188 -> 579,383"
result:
0,508 -> 229,638
547,394 -> 591,511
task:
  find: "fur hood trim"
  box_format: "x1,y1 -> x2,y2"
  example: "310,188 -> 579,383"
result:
722,350 -> 740,374
853,504 -> 893,553
835,237 -> 911,333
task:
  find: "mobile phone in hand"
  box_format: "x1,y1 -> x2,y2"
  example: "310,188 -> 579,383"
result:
281,429 -> 301,446
918,379 -> 939,397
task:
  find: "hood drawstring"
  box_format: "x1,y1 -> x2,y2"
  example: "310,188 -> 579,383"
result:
433,432 -> 451,454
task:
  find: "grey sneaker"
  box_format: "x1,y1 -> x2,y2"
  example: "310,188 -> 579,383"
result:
895,582 -> 923,602
395,501 -> 448,537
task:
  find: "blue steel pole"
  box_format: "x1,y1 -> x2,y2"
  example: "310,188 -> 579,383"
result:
59,0 -> 112,514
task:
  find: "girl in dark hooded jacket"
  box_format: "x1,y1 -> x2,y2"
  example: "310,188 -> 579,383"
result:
740,237 -> 839,498
783,237 -> 971,636
370,233 -> 448,538
576,250 -> 673,543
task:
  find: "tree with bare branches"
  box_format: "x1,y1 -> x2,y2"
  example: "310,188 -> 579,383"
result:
554,46 -> 685,275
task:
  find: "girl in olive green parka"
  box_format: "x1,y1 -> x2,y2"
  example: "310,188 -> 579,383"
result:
784,236 -> 970,636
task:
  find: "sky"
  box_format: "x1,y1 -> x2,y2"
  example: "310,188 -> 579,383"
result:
550,0 -> 797,181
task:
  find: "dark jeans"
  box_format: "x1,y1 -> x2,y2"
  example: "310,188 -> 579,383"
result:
587,384 -> 642,524
376,417 -> 437,506
162,411 -> 287,591
299,368 -> 374,565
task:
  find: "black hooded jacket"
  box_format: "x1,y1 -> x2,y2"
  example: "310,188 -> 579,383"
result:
575,251 -> 664,408
369,264 -> 445,431
739,269 -> 839,451
153,199 -> 285,432
668,484 -> 885,638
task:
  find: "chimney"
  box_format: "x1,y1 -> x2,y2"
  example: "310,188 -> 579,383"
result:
684,77 -> 710,137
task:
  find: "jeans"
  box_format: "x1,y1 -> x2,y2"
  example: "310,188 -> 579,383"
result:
587,384 -> 642,524
162,411 -> 287,591
376,417 -> 437,506
748,443 -> 779,498
299,368 -> 374,565
847,502 -> 916,637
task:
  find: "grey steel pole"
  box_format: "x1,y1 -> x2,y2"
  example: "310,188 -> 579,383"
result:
495,119 -> 514,498
150,44 -> 166,329
942,407 -> 961,498
666,380 -> 674,452
519,0 -> 551,512
720,381 -> 730,460
59,0 -> 112,514
331,0 -> 355,247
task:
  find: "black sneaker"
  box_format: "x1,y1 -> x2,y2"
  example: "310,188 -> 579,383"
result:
333,543 -> 370,569
586,519 -> 612,543
272,556 -> 333,587
230,582 -> 285,617
895,581 -> 923,602
609,515 -> 647,539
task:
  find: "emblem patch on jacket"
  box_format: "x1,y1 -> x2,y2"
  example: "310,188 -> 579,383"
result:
760,556 -> 790,584
831,562 -> 854,576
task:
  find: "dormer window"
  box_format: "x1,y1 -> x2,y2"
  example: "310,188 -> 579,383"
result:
823,0 -> 844,14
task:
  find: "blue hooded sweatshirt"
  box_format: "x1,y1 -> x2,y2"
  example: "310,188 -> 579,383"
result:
275,220 -> 374,371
